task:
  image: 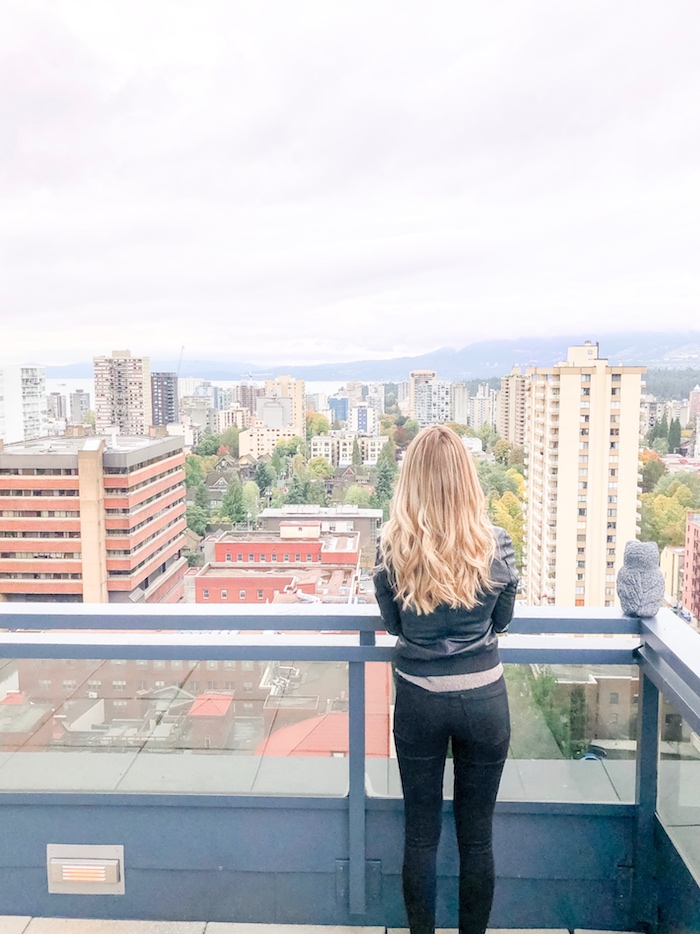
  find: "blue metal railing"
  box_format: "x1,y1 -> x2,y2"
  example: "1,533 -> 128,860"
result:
0,603 -> 697,930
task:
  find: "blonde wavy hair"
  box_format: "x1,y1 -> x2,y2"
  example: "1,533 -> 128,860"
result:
380,425 -> 495,615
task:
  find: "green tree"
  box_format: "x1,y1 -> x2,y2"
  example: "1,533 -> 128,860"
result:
221,476 -> 246,524
641,457 -> 667,493
477,423 -> 500,453
490,490 -> 524,566
184,456 -> 203,488
254,462 -> 276,494
186,504 -> 209,537
652,437 -> 670,456
83,409 -> 96,428
352,437 -> 362,468
241,481 -> 260,523
377,439 -> 398,478
194,483 -> 210,510
374,458 -> 395,502
477,462 -> 518,499
308,456 -> 333,479
345,484 -> 372,506
493,439 -> 512,466
219,427 -> 240,456
306,412 -> 330,438
508,446 -> 525,468
196,433 -> 221,456
668,417 -> 681,453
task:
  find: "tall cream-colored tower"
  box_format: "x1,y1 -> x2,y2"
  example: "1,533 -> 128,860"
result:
498,366 -> 528,447
524,342 -> 644,607
264,376 -> 306,439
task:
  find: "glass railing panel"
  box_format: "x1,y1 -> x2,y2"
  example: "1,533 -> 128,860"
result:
657,697 -> 700,880
0,657 -> 349,795
366,662 -> 638,802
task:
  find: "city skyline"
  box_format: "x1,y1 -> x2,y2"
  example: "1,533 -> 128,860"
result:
2,2 -> 700,364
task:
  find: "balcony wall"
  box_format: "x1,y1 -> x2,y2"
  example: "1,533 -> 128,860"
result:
0,604 -> 695,932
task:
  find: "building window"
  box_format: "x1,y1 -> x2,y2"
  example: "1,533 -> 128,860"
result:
38,679 -> 52,689
271,554 -> 277,562
203,589 -> 209,600
139,680 -> 148,691
237,554 -> 243,562
295,553 -> 301,561
306,554 -> 312,561
154,660 -> 165,669
136,659 -> 148,667
207,681 -> 217,691
239,590 -> 246,600
112,681 -> 127,691
113,700 -> 128,708
221,589 -> 228,600
224,661 -> 236,669
191,681 -> 200,692
155,680 -> 165,688
248,553 -> 254,561
257,589 -> 264,600
206,661 -> 218,670
225,553 -> 231,562
243,682 -> 253,693
283,554 -> 289,562
578,508 -> 587,516
242,660 -> 254,671
225,681 -> 235,691
171,660 -> 183,669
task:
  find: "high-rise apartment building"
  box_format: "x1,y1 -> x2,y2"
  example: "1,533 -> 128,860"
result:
93,350 -> 152,435
683,513 -> 700,621
264,376 -> 306,439
349,405 -> 379,435
408,370 -> 436,420
47,392 -> 67,421
524,342 -> 644,608
468,384 -> 497,429
451,383 -> 470,425
0,434 -> 186,604
498,367 -> 528,447
689,384 -> 700,423
151,372 -> 179,426
69,389 -> 91,425
409,371 -> 451,427
0,366 -> 48,444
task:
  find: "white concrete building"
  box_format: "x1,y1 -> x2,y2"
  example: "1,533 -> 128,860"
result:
0,366 -> 48,443
451,383 -> 470,426
349,405 -> 379,435
524,342 -> 645,608
309,432 -> 389,466
468,384 -> 497,429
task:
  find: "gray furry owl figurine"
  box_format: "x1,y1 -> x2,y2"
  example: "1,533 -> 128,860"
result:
616,541 -> 665,618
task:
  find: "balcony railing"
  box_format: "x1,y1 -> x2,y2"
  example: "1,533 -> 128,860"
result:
0,604 -> 697,932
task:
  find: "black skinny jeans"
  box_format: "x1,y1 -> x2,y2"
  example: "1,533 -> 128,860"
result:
393,673 -> 510,934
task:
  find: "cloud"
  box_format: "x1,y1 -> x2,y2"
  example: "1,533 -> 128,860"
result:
1,0 -> 699,365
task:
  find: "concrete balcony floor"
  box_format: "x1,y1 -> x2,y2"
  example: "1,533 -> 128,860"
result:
0,922 -> 640,934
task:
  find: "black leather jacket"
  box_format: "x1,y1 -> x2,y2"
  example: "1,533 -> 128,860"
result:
373,526 -> 518,676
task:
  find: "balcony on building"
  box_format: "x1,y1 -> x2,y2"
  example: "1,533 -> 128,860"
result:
0,603 -> 696,931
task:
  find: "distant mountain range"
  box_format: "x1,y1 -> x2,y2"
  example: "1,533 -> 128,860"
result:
45,331 -> 700,382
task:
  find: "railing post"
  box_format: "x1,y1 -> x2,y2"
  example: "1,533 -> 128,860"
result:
632,670 -> 659,931
347,629 -> 373,915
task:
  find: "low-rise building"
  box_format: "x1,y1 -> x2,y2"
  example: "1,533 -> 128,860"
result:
260,504 -> 382,549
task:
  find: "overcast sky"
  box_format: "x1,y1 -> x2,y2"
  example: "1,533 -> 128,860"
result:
1,1 -> 699,366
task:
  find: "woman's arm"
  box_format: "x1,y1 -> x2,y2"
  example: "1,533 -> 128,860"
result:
373,562 -> 403,636
491,528 -> 519,633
